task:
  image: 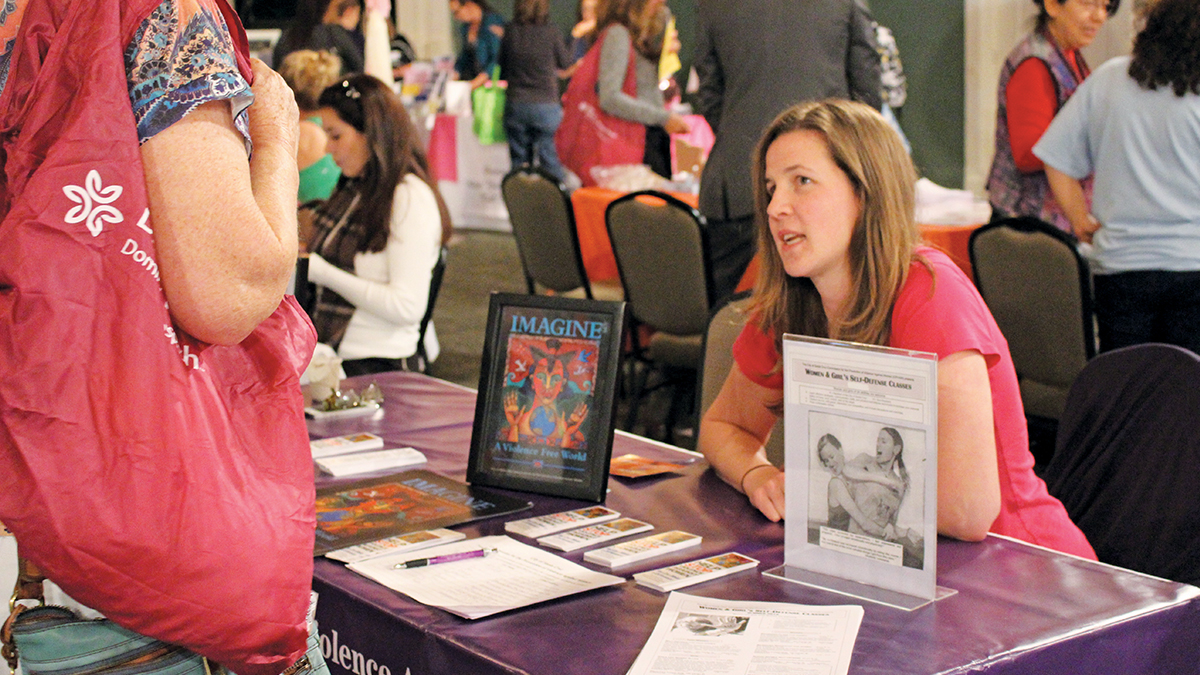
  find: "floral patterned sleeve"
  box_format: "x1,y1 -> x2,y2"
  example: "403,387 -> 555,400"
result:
125,0 -> 252,149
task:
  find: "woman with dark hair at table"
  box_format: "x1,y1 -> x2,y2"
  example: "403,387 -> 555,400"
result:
1034,0 -> 1200,355
698,99 -> 1095,559
308,74 -> 453,376
449,0 -> 505,88
273,0 -> 364,75
985,0 -> 1119,232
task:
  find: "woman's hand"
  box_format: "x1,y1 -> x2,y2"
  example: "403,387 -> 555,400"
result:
248,58 -> 299,154
469,71 -> 490,89
1074,214 -> 1101,244
664,113 -> 690,135
742,465 -> 786,522
1044,165 -> 1097,243
698,365 -> 785,521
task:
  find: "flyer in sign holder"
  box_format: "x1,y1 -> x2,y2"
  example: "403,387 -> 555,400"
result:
763,334 -> 954,611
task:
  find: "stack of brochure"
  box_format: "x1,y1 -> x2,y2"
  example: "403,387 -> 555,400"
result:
325,528 -> 466,563
583,531 -> 702,568
309,432 -> 427,476
504,507 -> 620,538
536,518 -> 653,552
634,552 -> 759,592
625,593 -> 863,675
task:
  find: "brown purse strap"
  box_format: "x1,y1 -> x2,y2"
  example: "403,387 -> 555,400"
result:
3,547 -> 47,674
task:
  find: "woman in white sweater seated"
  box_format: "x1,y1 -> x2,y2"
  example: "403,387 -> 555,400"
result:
307,74 -> 452,376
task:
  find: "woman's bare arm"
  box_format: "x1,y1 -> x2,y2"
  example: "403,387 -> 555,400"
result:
141,59 -> 299,345
1045,165 -> 1099,243
698,366 -> 785,521
841,457 -> 904,490
937,350 -> 1002,541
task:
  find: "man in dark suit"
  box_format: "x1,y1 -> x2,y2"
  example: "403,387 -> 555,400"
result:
694,0 -> 883,302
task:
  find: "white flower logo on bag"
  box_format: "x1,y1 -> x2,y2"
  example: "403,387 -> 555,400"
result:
64,169 -> 124,236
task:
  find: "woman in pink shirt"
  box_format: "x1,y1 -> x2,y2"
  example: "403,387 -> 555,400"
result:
698,99 -> 1095,558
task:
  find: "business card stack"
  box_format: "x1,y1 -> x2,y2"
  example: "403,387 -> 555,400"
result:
310,432 -> 384,459
537,518 -> 654,552
505,506 -> 620,538
583,531 -> 702,568
326,528 -> 466,563
633,552 -> 759,592
315,447 -> 427,477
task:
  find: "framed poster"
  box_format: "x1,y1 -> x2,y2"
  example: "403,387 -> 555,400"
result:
467,293 -> 625,502
765,334 -> 946,610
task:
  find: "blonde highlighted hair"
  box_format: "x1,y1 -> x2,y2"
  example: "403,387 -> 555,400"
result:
278,49 -> 343,111
749,99 -> 922,349
596,0 -> 666,59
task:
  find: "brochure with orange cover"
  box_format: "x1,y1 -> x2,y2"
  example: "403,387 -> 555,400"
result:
609,453 -> 687,478
314,470 -> 531,556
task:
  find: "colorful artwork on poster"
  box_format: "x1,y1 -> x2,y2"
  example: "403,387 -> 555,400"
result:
468,294 -> 625,502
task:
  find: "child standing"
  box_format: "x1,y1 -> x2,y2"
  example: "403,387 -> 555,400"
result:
498,0 -> 573,182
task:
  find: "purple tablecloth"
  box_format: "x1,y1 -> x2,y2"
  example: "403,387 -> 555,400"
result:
310,372 -> 1200,675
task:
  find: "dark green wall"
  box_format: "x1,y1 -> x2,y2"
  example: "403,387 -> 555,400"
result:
450,0 -> 966,186
872,0 -> 964,187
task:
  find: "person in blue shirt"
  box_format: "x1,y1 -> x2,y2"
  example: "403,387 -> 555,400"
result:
449,0 -> 505,88
1035,0 -> 1200,354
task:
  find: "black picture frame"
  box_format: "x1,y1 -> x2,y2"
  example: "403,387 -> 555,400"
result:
467,292 -> 626,502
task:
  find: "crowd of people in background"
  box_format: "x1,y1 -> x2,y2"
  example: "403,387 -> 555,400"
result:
268,0 -> 1200,392
2,0 -> 1198,669
280,0 -> 1190,558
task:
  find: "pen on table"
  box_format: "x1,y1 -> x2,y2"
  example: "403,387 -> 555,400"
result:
393,548 -> 496,569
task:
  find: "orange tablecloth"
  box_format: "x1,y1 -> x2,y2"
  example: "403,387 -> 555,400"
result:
571,186 -> 980,291
570,187 -> 759,294
920,223 -> 980,280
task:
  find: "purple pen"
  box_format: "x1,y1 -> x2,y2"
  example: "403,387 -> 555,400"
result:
393,548 -> 496,569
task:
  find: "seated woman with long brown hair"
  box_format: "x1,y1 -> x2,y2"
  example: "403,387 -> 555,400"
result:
698,100 -> 1095,558
307,74 -> 453,376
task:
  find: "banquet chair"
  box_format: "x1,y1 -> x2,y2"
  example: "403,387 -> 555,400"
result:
969,216 -> 1095,463
413,245 -> 449,373
1042,343 -> 1200,585
500,165 -> 622,301
606,190 -> 713,439
697,292 -> 785,465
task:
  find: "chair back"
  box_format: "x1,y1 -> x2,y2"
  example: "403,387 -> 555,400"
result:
1043,343 -> 1200,585
414,245 -> 449,372
696,292 -> 785,465
969,216 -> 1095,420
500,166 -> 593,297
606,190 -> 713,336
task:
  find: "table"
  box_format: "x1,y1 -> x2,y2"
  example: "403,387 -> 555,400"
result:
920,222 -> 980,280
308,372 -> 1200,675
570,186 -> 981,288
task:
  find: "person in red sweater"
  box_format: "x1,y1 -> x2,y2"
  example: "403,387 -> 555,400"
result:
986,0 -> 1118,232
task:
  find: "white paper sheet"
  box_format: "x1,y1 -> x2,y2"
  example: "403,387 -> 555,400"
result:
626,592 -> 863,675
347,535 -> 624,619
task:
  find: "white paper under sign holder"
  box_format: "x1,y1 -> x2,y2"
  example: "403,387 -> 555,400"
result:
763,334 -> 956,611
